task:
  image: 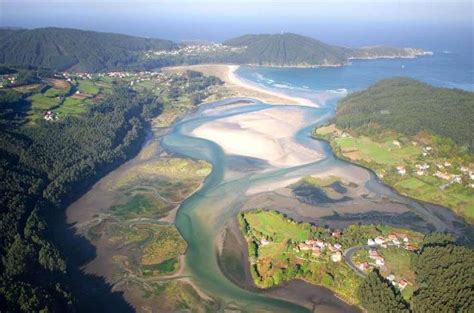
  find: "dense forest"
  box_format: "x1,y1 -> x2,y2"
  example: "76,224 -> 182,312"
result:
0,28 -> 177,72
358,233 -> 474,312
333,78 -> 474,151
0,82 -> 162,311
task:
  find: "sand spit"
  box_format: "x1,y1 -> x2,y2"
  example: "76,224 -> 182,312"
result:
163,64 -> 317,107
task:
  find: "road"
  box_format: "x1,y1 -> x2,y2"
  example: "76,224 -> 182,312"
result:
343,244 -> 380,278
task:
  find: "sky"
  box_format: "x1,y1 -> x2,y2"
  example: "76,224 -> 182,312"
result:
0,0 -> 472,48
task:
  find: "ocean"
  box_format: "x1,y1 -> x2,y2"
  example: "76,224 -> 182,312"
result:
236,45 -> 473,108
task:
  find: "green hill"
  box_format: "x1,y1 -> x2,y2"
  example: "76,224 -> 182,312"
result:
223,33 -> 429,66
333,78 -> 474,151
0,27 -> 177,72
223,33 -> 350,66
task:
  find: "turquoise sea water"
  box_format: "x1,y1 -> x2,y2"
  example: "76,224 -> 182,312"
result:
237,48 -> 473,108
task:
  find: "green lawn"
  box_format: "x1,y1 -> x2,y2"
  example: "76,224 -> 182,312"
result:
244,210 -> 310,242
335,136 -> 420,165
43,86 -> 71,98
27,93 -> 60,110
76,80 -> 99,95
55,97 -> 87,115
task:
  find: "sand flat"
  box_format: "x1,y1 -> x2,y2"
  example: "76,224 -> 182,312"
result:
192,106 -> 323,167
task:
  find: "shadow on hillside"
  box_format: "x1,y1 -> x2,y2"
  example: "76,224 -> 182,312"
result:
51,211 -> 134,313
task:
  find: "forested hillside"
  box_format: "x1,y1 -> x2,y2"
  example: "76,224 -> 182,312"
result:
0,28 -> 177,72
0,28 -> 430,72
223,33 -> 429,66
223,33 -> 350,66
333,77 -> 474,151
0,85 -> 162,311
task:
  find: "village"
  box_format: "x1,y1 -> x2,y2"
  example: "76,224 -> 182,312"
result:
282,230 -> 418,292
394,141 -> 474,189
144,42 -> 244,58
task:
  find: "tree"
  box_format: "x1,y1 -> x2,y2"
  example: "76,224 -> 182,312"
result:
411,244 -> 474,312
357,270 -> 409,313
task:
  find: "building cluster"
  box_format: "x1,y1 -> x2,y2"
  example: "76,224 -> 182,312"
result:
367,233 -> 415,251
0,74 -> 16,88
394,144 -> 473,188
295,236 -> 343,262
60,72 -> 93,81
356,233 -> 415,291
43,110 -> 57,121
145,43 -> 244,58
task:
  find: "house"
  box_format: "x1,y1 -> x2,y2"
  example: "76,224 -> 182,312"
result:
369,249 -> 379,258
358,262 -> 370,271
405,244 -> 417,251
331,251 -> 342,262
331,231 -> 342,238
416,163 -> 430,170
386,274 -> 395,282
260,238 -> 271,246
312,247 -> 321,257
393,140 -> 401,147
374,236 -> 385,245
298,243 -> 312,251
392,238 -> 401,246
327,244 -> 338,252
387,234 -> 398,241
367,239 -> 376,246
396,166 -> 406,175
403,237 -> 409,243
434,171 -> 451,180
43,111 -> 56,121
314,239 -> 325,248
398,279 -> 408,290
334,243 -> 342,250
374,256 -> 385,267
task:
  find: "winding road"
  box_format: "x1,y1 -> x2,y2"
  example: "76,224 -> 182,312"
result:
343,244 -> 380,277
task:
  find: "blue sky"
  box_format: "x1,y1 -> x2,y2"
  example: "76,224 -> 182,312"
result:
0,0 -> 472,47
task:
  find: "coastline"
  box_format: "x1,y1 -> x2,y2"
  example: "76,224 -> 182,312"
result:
163,64 -> 317,107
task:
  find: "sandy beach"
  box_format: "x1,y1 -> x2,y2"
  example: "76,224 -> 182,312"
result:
163,64 -> 316,107
192,105 -> 323,168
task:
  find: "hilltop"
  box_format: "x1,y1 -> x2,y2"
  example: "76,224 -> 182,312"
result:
0,27 -> 177,72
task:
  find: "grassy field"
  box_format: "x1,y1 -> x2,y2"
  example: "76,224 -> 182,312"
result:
242,210 -> 310,242
27,93 -> 60,111
315,124 -> 474,222
76,80 -> 100,95
55,97 -> 87,115
334,135 -> 421,165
